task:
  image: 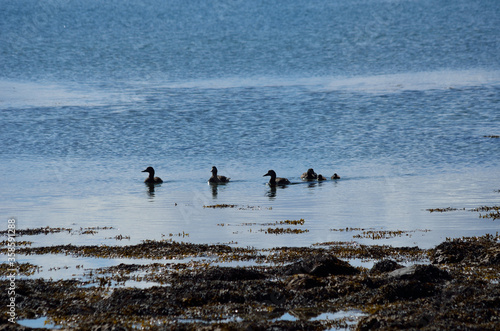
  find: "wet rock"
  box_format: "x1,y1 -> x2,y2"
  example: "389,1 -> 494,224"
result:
201,267 -> 266,281
382,280 -> 438,301
480,247 -> 500,265
91,324 -> 128,331
432,236 -> 500,265
365,264 -> 452,304
281,254 -> 359,277
359,309 -> 434,331
432,240 -> 474,264
286,274 -> 324,290
370,259 -> 404,274
388,264 -> 451,282
359,277 -> 500,330
358,316 -> 381,330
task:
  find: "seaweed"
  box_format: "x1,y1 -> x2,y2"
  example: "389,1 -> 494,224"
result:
1,235 -> 499,330
426,207 -> 461,213
263,228 -> 310,235
203,204 -> 238,208
353,229 -> 431,240
0,226 -> 115,237
471,206 -> 500,220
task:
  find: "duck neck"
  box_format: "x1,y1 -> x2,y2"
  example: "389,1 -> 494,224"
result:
269,175 -> 277,186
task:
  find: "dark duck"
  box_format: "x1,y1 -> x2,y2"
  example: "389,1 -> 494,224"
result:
331,173 -> 341,180
142,167 -> 163,184
208,166 -> 230,183
301,168 -> 318,180
263,170 -> 290,187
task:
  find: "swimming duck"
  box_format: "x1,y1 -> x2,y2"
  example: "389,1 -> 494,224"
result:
331,173 -> 341,180
208,166 -> 230,183
263,170 -> 290,186
301,168 -> 318,180
318,174 -> 327,181
142,167 -> 163,184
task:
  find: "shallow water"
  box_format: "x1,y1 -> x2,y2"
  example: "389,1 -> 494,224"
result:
1,0 -> 499,274
17,317 -> 62,330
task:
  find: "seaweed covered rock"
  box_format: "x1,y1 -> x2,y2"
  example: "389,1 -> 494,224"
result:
432,235 -> 500,265
370,259 -> 404,274
388,264 -> 451,283
481,247 -> 500,265
200,267 -> 266,281
286,274 -> 324,290
380,280 -> 439,302
90,324 -> 128,331
432,240 -> 480,264
364,264 -> 451,305
358,278 -> 500,330
280,254 -> 359,277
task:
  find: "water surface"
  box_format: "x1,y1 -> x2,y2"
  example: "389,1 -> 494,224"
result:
1,0 -> 499,262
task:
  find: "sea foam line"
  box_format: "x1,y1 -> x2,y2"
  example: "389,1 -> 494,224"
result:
164,68 -> 500,93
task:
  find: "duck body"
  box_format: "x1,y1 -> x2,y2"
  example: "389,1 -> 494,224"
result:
331,173 -> 340,180
142,167 -> 163,184
263,169 -> 290,187
301,168 -> 318,180
209,166 -> 230,183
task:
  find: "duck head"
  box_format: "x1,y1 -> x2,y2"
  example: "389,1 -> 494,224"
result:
211,166 -> 218,175
142,167 -> 155,175
263,170 -> 276,178
306,168 -> 316,176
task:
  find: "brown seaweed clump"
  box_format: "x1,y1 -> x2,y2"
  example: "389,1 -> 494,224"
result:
431,233 -> 500,266
472,206 -> 500,220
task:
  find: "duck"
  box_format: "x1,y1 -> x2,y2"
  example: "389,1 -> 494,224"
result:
263,170 -> 290,187
208,166 -> 230,183
331,173 -> 341,180
142,167 -> 163,184
301,168 -> 318,180
318,174 -> 327,181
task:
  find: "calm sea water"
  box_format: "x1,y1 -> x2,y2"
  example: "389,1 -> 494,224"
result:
1,0 -> 499,261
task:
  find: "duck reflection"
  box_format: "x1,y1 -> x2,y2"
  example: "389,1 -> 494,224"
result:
146,183 -> 156,198
266,186 -> 277,199
209,182 -> 218,198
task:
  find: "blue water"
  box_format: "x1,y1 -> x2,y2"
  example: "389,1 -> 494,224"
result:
1,0 -> 500,260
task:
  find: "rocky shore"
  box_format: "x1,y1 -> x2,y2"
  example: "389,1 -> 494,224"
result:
1,234 -> 499,330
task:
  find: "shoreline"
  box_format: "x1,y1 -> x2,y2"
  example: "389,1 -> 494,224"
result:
1,233 -> 499,330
